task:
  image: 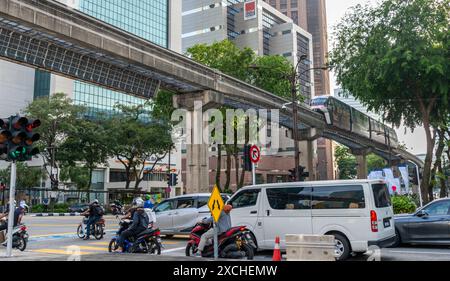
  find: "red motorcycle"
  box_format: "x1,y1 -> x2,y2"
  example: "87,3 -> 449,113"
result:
185,221 -> 256,259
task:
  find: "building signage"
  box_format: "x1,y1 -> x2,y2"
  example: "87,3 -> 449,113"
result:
244,1 -> 257,21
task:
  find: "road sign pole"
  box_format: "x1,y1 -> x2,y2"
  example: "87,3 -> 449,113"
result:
252,162 -> 256,185
214,222 -> 218,260
6,161 -> 16,257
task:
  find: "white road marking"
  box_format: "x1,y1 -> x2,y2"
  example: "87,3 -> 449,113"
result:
389,250 -> 450,255
162,246 -> 186,253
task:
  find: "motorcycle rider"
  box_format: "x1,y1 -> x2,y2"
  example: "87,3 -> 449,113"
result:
144,195 -> 154,209
81,199 -> 103,240
197,204 -> 233,256
0,201 -> 25,232
115,197 -> 149,252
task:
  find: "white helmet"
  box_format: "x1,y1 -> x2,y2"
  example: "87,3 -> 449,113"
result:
133,197 -> 144,208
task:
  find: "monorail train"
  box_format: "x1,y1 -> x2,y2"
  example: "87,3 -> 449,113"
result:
310,96 -> 398,147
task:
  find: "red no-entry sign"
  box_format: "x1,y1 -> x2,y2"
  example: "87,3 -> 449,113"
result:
250,145 -> 260,164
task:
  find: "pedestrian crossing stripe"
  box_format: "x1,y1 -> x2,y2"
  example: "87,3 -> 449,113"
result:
66,246 -> 107,251
31,249 -> 91,255
89,242 -> 110,246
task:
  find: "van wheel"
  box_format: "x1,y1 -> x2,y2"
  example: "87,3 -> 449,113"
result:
333,233 -> 351,261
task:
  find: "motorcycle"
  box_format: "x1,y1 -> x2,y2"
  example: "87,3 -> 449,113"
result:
185,221 -> 256,259
110,203 -> 124,216
108,219 -> 162,254
1,224 -> 29,251
77,215 -> 105,240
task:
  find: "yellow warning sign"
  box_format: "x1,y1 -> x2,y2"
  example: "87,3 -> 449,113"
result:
208,185 -> 224,223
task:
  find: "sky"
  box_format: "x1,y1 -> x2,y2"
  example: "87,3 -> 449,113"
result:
325,0 -> 427,155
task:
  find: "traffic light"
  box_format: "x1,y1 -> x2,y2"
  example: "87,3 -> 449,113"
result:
171,173 -> 178,186
243,145 -> 252,171
166,173 -> 171,186
288,168 -> 296,182
1,116 -> 41,162
298,165 -> 309,182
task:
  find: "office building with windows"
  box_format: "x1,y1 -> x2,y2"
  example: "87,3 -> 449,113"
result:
0,0 -> 183,202
182,0 -> 315,101
264,0 -> 334,180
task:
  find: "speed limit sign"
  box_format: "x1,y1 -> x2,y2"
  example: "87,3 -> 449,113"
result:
250,145 -> 260,164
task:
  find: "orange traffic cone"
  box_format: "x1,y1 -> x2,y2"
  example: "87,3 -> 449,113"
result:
272,236 -> 281,261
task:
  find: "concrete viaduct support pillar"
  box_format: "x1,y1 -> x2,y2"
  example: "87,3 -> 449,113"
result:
351,148 -> 372,180
299,128 -> 322,181
356,154 -> 368,180
173,91 -> 224,194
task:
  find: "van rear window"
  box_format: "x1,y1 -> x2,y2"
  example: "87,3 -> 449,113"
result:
372,183 -> 391,208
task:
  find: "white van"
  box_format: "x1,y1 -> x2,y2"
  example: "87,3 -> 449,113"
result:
227,180 -> 396,260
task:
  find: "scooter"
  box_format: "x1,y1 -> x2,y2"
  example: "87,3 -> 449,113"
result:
110,203 -> 124,216
108,219 -> 162,254
77,215 -> 105,240
185,221 -> 256,259
1,224 -> 29,251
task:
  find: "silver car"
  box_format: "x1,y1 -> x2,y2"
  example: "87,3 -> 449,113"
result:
153,193 -> 231,237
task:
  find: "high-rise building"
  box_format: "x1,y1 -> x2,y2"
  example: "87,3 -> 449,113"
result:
264,0 -> 334,180
0,0 -> 183,202
182,0 -> 315,102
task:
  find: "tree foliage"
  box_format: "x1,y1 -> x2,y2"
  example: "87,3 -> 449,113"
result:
104,103 -> 173,189
0,162 -> 46,190
58,118 -> 110,191
330,0 -> 449,202
335,146 -> 357,179
24,93 -> 85,188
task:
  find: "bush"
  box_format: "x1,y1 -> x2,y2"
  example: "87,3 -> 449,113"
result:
31,204 -> 44,213
392,195 -> 417,214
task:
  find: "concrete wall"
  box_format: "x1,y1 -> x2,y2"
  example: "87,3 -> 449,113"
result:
0,61 -> 35,116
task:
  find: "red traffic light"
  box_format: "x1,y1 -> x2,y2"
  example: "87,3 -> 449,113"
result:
11,116 -> 28,130
26,119 -> 41,132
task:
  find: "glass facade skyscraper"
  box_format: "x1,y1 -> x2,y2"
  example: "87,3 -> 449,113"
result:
35,0 -> 170,116
74,0 -> 169,116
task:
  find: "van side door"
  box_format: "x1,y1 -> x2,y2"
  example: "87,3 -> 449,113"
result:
228,189 -> 262,245
261,186 -> 313,249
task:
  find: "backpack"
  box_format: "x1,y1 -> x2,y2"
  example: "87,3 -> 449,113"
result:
95,205 -> 104,216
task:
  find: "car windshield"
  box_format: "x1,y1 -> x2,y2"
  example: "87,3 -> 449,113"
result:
372,183 -> 391,208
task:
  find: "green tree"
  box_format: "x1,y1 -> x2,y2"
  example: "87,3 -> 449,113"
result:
104,103 -> 173,189
251,55 -> 293,99
0,163 -> 46,205
367,154 -> 387,172
24,93 -> 85,189
186,40 -> 256,81
58,118 -> 110,195
334,146 -> 357,179
59,165 -> 90,201
330,0 -> 449,203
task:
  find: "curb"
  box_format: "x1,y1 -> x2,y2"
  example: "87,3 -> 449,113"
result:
30,213 -> 80,217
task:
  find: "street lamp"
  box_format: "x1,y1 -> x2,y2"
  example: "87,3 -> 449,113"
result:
249,56 -> 330,180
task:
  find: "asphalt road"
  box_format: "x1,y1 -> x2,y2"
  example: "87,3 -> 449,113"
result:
1,215 -> 450,261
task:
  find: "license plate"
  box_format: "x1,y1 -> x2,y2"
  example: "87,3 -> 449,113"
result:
383,219 -> 391,228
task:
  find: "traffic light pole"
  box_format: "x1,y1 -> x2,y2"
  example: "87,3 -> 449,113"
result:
5,161 -> 16,257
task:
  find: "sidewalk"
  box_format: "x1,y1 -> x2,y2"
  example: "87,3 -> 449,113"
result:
29,213 -> 81,217
0,249 -> 59,261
